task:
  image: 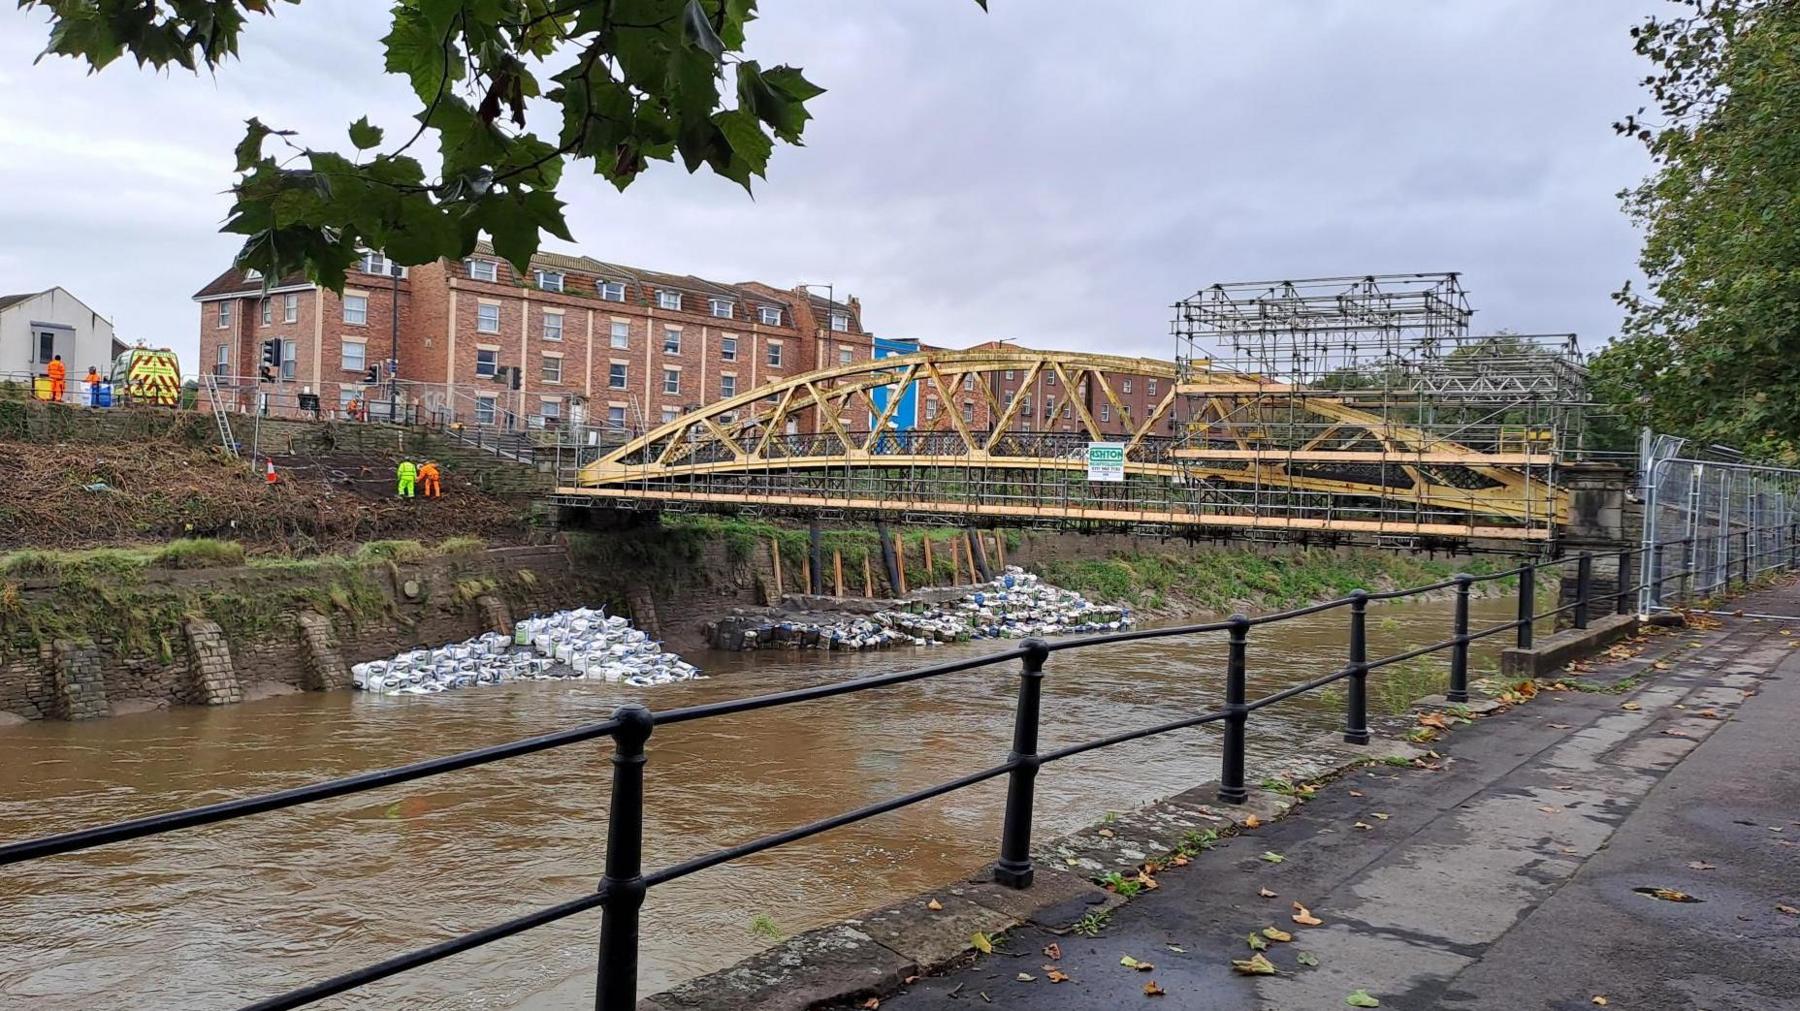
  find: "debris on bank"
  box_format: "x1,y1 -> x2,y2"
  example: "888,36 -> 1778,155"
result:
353,607 -> 701,695
710,567 -> 1132,652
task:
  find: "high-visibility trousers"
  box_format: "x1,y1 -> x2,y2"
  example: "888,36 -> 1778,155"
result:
397,476 -> 416,498
422,476 -> 441,498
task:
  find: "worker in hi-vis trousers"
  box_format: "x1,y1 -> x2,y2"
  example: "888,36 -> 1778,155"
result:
418,460 -> 442,499
396,459 -> 418,498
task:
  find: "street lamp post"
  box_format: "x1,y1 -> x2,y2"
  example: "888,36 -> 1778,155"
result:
389,263 -> 402,423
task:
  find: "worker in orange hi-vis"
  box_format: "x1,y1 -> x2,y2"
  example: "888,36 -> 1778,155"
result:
419,460 -> 442,499
84,366 -> 101,406
46,355 -> 66,403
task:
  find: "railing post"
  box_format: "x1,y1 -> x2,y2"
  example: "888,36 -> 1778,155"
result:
994,638 -> 1049,889
1449,574 -> 1473,704
1574,553 -> 1593,630
1218,615 -> 1250,805
1343,592 -> 1369,745
1516,565 -> 1535,649
595,704 -> 653,1011
1679,537 -> 1694,602
1739,529 -> 1751,587
1616,549 -> 1635,615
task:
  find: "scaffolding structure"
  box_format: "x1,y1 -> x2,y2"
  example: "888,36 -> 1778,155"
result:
1171,273 -> 1587,542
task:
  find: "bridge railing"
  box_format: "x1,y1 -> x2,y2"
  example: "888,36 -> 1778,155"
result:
1,539 -> 1789,1010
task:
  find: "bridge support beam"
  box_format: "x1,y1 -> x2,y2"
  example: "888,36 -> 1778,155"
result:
1556,462 -> 1633,627
968,529 -> 992,582
808,521 -> 824,596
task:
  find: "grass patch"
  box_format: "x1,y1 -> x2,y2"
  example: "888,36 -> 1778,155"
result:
354,539 -> 429,564
151,538 -> 246,570
1098,871 -> 1143,897
437,536 -> 487,556
748,914 -> 782,940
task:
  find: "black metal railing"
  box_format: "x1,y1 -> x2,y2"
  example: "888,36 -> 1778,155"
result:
1,535 -> 1792,1010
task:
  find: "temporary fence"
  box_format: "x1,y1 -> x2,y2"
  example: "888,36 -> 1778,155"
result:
5,536 -> 1788,1011
1637,431 -> 1800,612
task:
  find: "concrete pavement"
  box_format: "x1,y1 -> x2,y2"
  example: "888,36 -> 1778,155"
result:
866,585 -> 1800,1011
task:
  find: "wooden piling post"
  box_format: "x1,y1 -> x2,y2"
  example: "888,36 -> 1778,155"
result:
833,549 -> 844,597
863,553 -> 874,598
801,553 -> 811,597
922,536 -> 934,585
770,537 -> 783,599
993,531 -> 1006,569
896,536 -> 909,595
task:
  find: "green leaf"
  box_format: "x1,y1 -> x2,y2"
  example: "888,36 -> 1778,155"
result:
349,117 -> 384,150
1245,932 -> 1268,951
1260,851 -> 1286,864
1346,991 -> 1381,1008
1297,952 -> 1320,967
682,0 -> 726,58
971,932 -> 994,955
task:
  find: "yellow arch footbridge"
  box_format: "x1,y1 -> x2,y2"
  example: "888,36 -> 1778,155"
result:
564,349 -> 1566,541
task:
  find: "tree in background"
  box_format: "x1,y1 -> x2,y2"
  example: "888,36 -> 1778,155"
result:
1590,0 -> 1800,461
21,0 -> 983,289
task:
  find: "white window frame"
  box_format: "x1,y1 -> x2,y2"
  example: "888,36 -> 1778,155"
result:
599,281 -> 626,302
720,335 -> 737,361
534,270 -> 565,293
217,302 -> 231,328
720,374 -> 737,398
610,320 -> 630,350
342,294 -> 368,326
663,368 -> 681,395
656,289 -> 681,311
758,305 -> 781,326
1004,370 -> 1015,381
961,402 -> 974,423
342,340 -> 367,374
661,407 -> 680,424
475,395 -> 497,425
766,342 -> 783,367
607,405 -> 628,429
1146,378 -> 1158,396
361,251 -> 404,277
468,259 -> 499,282
962,374 -> 974,391
609,362 -> 628,389
838,347 -> 853,365
709,297 -> 733,319
260,299 -> 272,326
1045,372 -> 1057,386
925,397 -> 939,419
542,311 -> 564,342
280,339 -> 298,380
541,354 -> 563,384
662,327 -> 681,354
829,311 -> 849,332
475,348 -> 499,378
1122,378 -> 1132,394
283,293 -> 299,323
476,303 -> 501,334
214,343 -> 229,378
1100,403 -> 1111,422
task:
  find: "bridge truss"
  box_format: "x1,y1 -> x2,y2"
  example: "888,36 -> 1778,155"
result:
562,336 -> 1578,542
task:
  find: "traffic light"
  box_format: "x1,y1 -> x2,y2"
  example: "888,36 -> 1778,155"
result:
365,364 -> 380,385
259,339 -> 280,382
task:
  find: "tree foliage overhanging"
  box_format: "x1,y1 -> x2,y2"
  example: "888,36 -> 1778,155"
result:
1591,0 -> 1800,462
21,0 -> 984,290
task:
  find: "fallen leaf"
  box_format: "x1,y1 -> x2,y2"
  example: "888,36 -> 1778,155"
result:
1354,821 -> 1372,830
1120,955 -> 1155,971
1016,973 -> 1035,982
1261,927 -> 1293,943
1098,828 -> 1115,838
927,899 -> 943,911
1346,990 -> 1381,1007
1687,861 -> 1718,871
1621,701 -> 1642,711
1292,902 -> 1324,926
1043,942 -> 1061,960
1697,709 -> 1722,719
1663,729 -> 1691,738
971,932 -> 994,954
1261,851 -> 1286,864
904,976 -> 919,985
1166,944 -> 1185,953
1246,932 -> 1268,951
1245,814 -> 1262,829
1539,806 -> 1559,814
1372,812 -> 1390,820
1231,953 -> 1277,975
1046,968 -> 1071,984
1654,661 -> 1671,670
1258,887 -> 1279,898
1297,951 -> 1320,967
1548,723 -> 1573,729
1417,712 -> 1451,730
1633,886 -> 1702,903
1348,790 -> 1365,797
1592,998 -> 1609,1007
1777,904 -> 1800,916
861,1000 -> 879,1010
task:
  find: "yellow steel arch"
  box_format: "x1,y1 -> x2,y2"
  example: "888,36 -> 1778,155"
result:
568,348 -> 1566,539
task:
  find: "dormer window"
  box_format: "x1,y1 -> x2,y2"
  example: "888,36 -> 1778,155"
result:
599,281 -> 626,302
759,305 -> 782,326
829,311 -> 850,332
467,259 -> 498,282
361,251 -> 405,277
657,289 -> 682,311
709,297 -> 733,319
534,270 -> 564,293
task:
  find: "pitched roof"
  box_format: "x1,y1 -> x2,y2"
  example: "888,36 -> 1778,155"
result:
470,241 -> 789,307
191,266 -> 310,300
0,291 -> 43,312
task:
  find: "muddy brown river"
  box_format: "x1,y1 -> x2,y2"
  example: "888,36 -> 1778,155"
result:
0,594 -> 1517,1009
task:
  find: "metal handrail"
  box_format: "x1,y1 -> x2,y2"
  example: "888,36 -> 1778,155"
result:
0,538 -> 1790,1011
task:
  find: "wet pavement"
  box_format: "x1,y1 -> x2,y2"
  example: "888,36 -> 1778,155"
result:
870,584 -> 1800,1011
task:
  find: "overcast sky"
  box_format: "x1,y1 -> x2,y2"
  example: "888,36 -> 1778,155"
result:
0,1 -> 1655,369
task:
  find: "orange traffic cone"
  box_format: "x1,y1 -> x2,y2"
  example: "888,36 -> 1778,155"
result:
265,460 -> 278,485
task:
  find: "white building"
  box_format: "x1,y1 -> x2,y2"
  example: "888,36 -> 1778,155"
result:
0,287 -> 121,383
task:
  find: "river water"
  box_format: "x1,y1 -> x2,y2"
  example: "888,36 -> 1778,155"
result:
0,593 -> 1516,1010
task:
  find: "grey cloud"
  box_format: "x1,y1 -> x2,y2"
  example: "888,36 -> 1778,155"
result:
0,0 -> 1653,367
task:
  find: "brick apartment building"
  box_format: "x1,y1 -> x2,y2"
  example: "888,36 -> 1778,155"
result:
913,340 -> 1174,440
192,244 -> 874,433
